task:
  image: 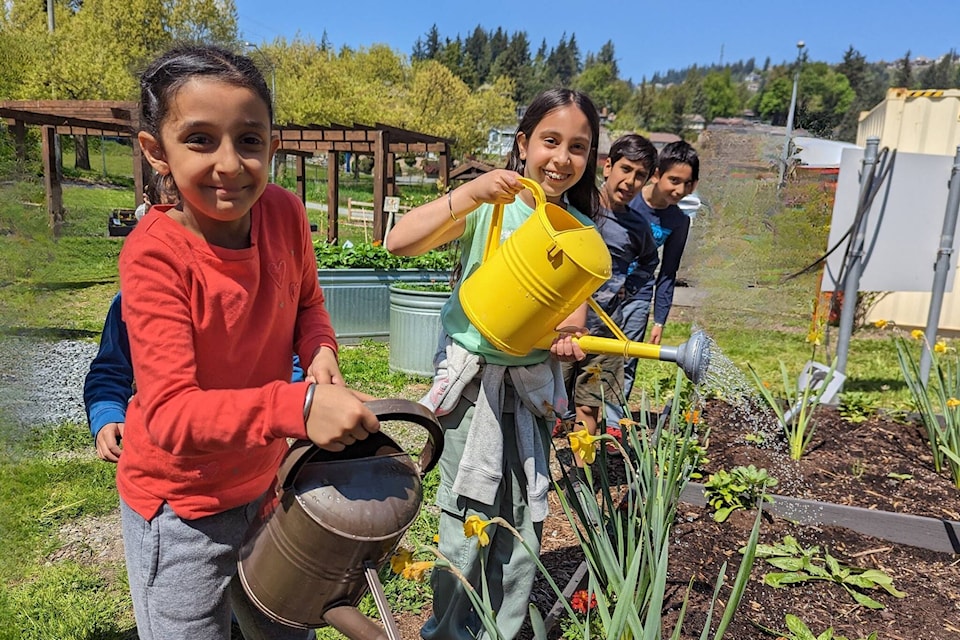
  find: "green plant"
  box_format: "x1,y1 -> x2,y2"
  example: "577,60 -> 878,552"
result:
390,280 -> 452,293
314,240 -> 456,271
751,535 -> 905,609
837,391 -> 877,424
895,332 -> 960,487
754,613 -> 878,640
703,464 -> 778,523
748,360 -> 838,460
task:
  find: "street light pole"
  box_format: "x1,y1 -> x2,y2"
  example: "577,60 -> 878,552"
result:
778,40 -> 805,190
244,42 -> 276,182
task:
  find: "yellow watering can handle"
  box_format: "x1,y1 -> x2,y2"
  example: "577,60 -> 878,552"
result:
482,177 -> 547,263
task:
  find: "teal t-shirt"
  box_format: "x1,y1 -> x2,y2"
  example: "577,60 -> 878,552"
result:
441,197 -> 594,366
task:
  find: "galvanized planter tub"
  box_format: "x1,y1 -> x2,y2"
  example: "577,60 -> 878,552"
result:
318,269 -> 450,344
388,285 -> 451,377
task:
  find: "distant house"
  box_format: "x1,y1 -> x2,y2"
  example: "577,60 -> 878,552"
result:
683,114 -> 706,132
485,126 -> 517,158
647,132 -> 682,151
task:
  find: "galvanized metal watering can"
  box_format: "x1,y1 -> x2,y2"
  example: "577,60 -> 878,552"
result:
458,177 -> 711,383
238,399 -> 443,640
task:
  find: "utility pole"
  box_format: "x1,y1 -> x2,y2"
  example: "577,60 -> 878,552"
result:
778,41 -> 805,190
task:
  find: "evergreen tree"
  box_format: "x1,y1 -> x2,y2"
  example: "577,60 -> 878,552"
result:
425,24 -> 441,59
893,50 -> 913,87
463,25 -> 488,87
918,50 -> 957,89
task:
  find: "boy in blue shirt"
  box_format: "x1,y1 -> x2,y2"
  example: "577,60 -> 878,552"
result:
562,134 -> 659,478
622,140 -> 699,402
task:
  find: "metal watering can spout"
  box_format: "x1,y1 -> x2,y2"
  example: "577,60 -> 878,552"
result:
656,329 -> 711,385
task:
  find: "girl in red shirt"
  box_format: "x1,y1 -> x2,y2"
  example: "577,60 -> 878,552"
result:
117,44 -> 378,640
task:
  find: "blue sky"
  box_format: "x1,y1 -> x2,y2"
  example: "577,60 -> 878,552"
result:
234,0 -> 960,82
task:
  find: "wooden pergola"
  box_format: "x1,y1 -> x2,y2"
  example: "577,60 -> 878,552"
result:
1,100 -> 453,242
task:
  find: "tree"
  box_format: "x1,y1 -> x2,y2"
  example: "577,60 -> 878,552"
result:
835,46 -> 888,141
893,50 -> 913,88
701,69 -> 740,120
918,50 -> 958,89
489,31 -> 532,102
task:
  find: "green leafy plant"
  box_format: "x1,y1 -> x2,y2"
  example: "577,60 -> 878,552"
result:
751,535 -> 905,609
314,240 -> 456,271
895,332 -> 960,487
748,360 -> 838,460
754,613 -> 878,640
838,391 -> 877,424
704,464 -> 778,523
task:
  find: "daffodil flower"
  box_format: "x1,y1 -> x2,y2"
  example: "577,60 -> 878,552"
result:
935,341 -> 948,353
569,428 -> 601,464
947,397 -> 960,409
618,417 -> 637,428
585,364 -> 603,381
873,319 -> 889,329
401,560 -> 435,581
389,547 -> 413,575
911,329 -> 925,340
463,515 -> 493,547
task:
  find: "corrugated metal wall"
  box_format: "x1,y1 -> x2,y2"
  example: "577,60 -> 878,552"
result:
858,89 -> 960,332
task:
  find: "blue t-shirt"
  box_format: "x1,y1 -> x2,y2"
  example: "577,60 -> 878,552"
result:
627,193 -> 691,325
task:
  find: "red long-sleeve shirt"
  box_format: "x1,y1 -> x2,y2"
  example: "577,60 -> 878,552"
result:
117,184 -> 336,520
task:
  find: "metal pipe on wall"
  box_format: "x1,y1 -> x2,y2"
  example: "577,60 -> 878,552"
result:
835,137 -> 880,379
919,146 -> 960,383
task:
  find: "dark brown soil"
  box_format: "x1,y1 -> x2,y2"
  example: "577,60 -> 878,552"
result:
395,401 -> 960,640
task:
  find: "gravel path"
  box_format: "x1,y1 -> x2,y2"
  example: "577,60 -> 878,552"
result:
0,336 -> 98,432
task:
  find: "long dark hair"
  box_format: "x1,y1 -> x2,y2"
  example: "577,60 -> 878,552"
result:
505,88 -> 601,220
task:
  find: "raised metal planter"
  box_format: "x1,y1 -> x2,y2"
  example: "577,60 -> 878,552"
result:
388,285 -> 451,377
318,269 -> 450,344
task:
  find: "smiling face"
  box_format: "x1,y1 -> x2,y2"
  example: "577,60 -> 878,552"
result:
649,163 -> 697,207
602,156 -> 652,211
516,104 -> 592,205
139,77 -> 278,235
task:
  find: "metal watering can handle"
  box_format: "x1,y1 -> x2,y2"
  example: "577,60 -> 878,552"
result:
482,176 -> 547,263
278,399 -> 445,490
363,398 -> 444,475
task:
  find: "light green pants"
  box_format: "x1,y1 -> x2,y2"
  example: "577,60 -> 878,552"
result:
421,395 -> 550,640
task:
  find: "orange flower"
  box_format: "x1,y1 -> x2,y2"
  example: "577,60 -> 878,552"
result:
401,560 -> 434,581
571,589 -> 598,614
685,409 -> 701,425
372,239 -> 382,247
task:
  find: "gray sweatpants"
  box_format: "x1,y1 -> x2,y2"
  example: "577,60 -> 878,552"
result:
120,495 -> 314,640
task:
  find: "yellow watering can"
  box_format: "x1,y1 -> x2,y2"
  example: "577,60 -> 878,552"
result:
458,178 -> 711,384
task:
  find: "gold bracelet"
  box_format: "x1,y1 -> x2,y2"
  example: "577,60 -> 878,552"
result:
448,190 -> 459,223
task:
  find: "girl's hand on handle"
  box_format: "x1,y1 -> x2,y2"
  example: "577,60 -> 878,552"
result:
304,384 -> 380,452
551,326 -> 588,362
305,346 -> 343,386
466,169 -> 525,206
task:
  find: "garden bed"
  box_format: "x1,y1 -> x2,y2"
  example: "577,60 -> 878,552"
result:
385,400 -> 960,639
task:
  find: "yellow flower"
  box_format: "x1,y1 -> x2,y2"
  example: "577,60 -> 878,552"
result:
463,515 -> 493,547
401,560 -> 435,581
935,341 -> 948,353
911,329 -> 924,340
568,428 -> 601,465
947,397 -> 960,409
873,319 -> 889,329
618,417 -> 638,428
585,364 -> 603,381
433,533 -> 439,543
806,329 -> 822,345
389,547 -> 413,575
